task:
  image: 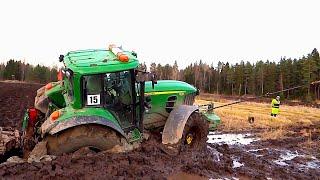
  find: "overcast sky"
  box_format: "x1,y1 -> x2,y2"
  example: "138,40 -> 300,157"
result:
0,0 -> 319,68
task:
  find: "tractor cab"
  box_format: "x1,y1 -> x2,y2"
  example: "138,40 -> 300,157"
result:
81,69 -> 146,133
57,45 -> 156,141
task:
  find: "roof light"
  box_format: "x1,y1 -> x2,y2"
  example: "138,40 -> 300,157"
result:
118,54 -> 129,62
108,44 -> 129,62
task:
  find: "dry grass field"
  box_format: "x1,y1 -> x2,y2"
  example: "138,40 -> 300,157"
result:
196,97 -> 320,140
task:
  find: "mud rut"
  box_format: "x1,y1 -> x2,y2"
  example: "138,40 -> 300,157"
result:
0,82 -> 319,179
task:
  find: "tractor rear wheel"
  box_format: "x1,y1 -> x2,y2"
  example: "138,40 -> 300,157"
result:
180,112 -> 208,151
45,124 -> 124,155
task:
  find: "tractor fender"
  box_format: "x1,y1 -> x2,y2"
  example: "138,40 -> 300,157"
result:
45,116 -> 127,139
162,105 -> 198,145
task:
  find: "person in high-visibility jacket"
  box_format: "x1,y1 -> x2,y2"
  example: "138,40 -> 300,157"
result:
271,96 -> 280,117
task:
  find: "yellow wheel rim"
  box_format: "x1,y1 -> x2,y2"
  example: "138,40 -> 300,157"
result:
186,135 -> 193,145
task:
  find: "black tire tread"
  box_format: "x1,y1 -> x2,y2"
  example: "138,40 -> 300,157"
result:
45,124 -> 123,155
181,112 -> 209,151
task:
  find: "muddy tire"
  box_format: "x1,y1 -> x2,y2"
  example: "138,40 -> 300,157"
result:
45,124 -> 123,155
180,112 -> 208,151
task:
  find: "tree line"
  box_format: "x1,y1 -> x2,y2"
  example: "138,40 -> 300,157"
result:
0,60 -> 58,84
147,48 -> 320,102
1,48 -> 319,101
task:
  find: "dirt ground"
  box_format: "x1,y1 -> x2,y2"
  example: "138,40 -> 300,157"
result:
0,82 -> 319,179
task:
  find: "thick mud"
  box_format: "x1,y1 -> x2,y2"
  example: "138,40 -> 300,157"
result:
1,129 -> 319,179
0,132 -> 235,179
222,128 -> 320,179
0,82 -> 319,179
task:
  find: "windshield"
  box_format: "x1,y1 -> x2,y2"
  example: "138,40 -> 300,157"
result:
104,71 -> 132,108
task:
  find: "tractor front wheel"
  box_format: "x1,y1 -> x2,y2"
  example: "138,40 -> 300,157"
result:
180,112 -> 208,152
45,124 -> 124,155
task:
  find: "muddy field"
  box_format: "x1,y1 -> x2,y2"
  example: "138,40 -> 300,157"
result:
0,82 -> 319,179
0,81 -> 43,128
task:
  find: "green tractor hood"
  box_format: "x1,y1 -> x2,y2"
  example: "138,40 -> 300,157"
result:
143,80 -> 198,130
145,80 -> 198,94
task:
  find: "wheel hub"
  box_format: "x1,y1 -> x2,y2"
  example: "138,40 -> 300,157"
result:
186,134 -> 193,145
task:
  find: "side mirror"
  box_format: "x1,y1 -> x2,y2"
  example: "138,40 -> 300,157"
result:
151,73 -> 157,89
135,71 -> 146,83
135,70 -> 157,89
196,88 -> 200,95
131,51 -> 137,58
59,55 -> 64,62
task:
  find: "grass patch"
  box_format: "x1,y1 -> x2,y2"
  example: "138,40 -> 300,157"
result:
196,97 -> 320,140
259,128 -> 286,140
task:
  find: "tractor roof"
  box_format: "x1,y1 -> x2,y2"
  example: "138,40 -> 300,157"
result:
63,49 -> 139,75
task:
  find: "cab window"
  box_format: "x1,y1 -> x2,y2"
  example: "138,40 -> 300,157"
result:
83,75 -> 103,106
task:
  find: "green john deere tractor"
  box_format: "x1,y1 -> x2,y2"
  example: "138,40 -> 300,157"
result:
21,46 -> 221,156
